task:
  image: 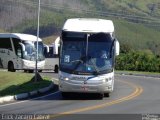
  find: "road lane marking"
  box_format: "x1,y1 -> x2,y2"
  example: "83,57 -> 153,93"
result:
50,80 -> 143,119
0,91 -> 60,108
0,78 -> 143,118
116,74 -> 160,80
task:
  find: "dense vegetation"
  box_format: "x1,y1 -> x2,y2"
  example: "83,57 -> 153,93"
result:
116,50 -> 160,73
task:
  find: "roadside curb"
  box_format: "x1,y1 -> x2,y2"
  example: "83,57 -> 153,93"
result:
0,81 -> 54,104
0,96 -> 14,104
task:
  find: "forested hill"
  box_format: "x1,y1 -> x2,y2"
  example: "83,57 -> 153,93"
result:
1,0 -> 160,30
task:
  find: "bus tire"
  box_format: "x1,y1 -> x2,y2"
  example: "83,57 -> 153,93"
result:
54,65 -> 59,73
104,93 -> 110,97
8,62 -> 15,72
98,93 -> 104,99
61,92 -> 69,98
38,70 -> 42,72
28,70 -> 34,73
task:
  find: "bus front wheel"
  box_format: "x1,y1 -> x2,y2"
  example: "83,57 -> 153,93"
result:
104,93 -> 110,97
61,92 -> 70,98
8,62 -> 16,72
28,70 -> 34,73
98,93 -> 104,99
54,65 -> 59,73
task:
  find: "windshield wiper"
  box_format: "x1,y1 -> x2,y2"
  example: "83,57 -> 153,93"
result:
90,58 -> 100,75
71,55 -> 101,75
71,56 -> 86,72
71,59 -> 83,63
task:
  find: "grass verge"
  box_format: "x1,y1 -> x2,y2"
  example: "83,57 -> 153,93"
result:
0,71 -> 52,97
116,70 -> 160,76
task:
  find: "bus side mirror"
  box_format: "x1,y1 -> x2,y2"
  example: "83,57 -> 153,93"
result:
19,43 -> 25,52
54,37 -> 60,55
54,44 -> 60,55
115,40 -> 120,56
44,44 -> 49,53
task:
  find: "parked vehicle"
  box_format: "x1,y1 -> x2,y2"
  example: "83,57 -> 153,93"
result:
0,33 -> 46,73
44,37 -> 60,73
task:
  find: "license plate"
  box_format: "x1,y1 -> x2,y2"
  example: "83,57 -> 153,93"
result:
81,86 -> 88,91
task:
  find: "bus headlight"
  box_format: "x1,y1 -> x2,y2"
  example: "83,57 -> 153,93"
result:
103,77 -> 113,83
59,76 -> 69,81
64,77 -> 69,81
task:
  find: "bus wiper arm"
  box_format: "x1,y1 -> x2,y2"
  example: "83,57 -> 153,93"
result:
71,59 -> 83,63
90,59 -> 100,75
72,56 -> 86,72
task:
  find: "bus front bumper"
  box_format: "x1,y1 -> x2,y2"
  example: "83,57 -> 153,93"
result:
23,60 -> 45,70
59,80 -> 113,94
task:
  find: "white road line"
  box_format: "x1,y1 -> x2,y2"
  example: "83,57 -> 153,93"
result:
32,91 -> 61,100
116,74 -> 160,80
0,91 -> 60,108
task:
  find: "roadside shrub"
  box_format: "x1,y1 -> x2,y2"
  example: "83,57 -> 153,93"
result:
116,50 -> 160,72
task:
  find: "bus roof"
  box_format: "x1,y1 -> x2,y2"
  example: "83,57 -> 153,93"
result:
62,18 -> 114,33
0,33 -> 42,41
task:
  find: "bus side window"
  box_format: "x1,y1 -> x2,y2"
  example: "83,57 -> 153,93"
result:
0,38 -> 12,51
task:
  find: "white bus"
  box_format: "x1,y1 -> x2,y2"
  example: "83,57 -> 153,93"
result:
44,37 -> 60,73
0,33 -> 46,73
58,18 -> 120,99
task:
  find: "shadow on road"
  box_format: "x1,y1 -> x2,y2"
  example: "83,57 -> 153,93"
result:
29,84 -> 106,101
62,93 -> 104,100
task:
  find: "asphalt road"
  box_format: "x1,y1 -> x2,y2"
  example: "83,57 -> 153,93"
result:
0,72 -> 160,120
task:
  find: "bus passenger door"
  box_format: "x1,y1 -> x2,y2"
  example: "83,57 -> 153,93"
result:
12,38 -> 23,70
15,47 -> 23,69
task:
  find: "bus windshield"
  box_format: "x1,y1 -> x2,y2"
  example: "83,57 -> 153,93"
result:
22,41 -> 45,61
60,32 -> 114,75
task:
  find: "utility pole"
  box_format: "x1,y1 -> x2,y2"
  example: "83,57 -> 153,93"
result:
35,0 -> 40,82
